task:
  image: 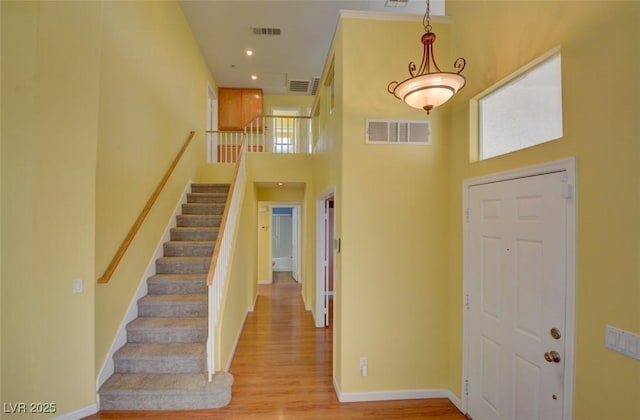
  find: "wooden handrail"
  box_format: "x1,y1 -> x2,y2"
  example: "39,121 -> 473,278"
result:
206,135 -> 246,286
98,131 -> 197,284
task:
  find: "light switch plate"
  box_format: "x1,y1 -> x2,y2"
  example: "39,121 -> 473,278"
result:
72,279 -> 84,294
605,325 -> 640,360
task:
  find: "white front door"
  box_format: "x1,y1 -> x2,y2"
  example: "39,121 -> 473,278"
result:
467,171 -> 570,420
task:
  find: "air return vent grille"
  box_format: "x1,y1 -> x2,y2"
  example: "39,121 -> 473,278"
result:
366,120 -> 431,144
310,77 -> 321,95
252,27 -> 282,36
289,79 -> 310,93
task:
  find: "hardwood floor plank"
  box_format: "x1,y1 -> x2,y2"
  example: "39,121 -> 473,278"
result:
87,282 -> 466,419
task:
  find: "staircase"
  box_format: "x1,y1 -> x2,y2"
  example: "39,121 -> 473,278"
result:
99,184 -> 233,411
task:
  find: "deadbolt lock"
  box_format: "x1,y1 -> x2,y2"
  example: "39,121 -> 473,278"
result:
544,350 -> 561,363
550,327 -> 562,340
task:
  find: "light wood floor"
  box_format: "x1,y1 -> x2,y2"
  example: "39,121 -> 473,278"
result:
87,281 -> 466,419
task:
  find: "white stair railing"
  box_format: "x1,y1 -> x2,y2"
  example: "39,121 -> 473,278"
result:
206,138 -> 247,381
208,115 -> 312,162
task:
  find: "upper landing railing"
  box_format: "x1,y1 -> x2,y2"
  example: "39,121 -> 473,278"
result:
207,115 -> 312,163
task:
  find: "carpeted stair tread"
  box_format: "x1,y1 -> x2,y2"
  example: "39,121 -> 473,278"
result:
191,183 -> 230,194
156,256 -> 211,274
99,372 -> 233,410
170,227 -> 219,241
138,294 -> 207,318
163,241 -> 215,257
176,214 -> 222,227
127,316 -> 207,329
113,343 -> 205,374
147,274 -> 207,295
182,203 -> 226,215
187,193 -> 228,203
126,317 -> 207,344
115,343 -> 204,359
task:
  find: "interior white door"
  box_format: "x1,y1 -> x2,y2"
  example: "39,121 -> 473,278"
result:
468,171 -> 568,420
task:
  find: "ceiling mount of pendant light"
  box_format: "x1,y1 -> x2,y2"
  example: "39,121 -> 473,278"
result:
387,0 -> 466,114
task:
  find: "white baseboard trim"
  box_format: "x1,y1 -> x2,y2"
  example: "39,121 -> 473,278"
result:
258,279 -> 272,285
333,377 -> 457,405
54,403 -> 98,420
95,181 -> 192,390
223,308 -> 250,372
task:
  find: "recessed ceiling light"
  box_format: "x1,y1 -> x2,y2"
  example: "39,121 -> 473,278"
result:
251,75 -> 258,80
246,49 -> 253,56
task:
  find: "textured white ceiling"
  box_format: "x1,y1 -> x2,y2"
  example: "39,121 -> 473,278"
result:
179,0 -> 445,95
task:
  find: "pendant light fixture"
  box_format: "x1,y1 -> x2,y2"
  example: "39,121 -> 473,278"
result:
387,0 -> 466,114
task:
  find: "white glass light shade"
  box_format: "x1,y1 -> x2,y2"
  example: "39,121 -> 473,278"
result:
392,73 -> 466,112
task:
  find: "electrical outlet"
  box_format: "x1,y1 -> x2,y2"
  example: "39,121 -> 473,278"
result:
359,357 -> 368,377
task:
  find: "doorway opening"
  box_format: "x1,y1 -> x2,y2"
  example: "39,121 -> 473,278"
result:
257,202 -> 302,285
316,190 -> 335,328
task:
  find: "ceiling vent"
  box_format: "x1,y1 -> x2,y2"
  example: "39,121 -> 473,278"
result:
310,77 -> 321,95
252,27 -> 281,36
288,79 -> 311,93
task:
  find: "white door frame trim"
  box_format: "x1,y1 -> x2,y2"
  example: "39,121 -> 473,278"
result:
259,201 -> 302,285
206,82 -> 218,163
461,158 -> 576,419
316,187 -> 335,328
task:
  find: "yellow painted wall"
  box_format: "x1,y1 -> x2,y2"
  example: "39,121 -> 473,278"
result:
2,0 -> 215,416
94,0 -> 215,379
257,204 -> 272,283
1,0 -> 5,408
446,2 -> 640,419
334,17 -> 453,393
217,182 -> 258,370
1,1 -> 102,416
311,26 -> 344,383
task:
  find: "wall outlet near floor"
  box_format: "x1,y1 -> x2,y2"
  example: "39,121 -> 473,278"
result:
605,325 -> 640,360
359,357 -> 368,377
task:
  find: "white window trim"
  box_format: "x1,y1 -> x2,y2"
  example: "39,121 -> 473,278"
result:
469,46 -> 562,161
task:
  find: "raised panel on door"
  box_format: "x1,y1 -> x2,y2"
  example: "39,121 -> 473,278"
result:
468,171 -> 568,420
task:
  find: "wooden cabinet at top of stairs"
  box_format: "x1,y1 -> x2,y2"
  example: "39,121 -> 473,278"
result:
218,88 -> 263,131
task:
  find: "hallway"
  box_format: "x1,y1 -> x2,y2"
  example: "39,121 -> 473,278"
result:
89,282 -> 466,419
